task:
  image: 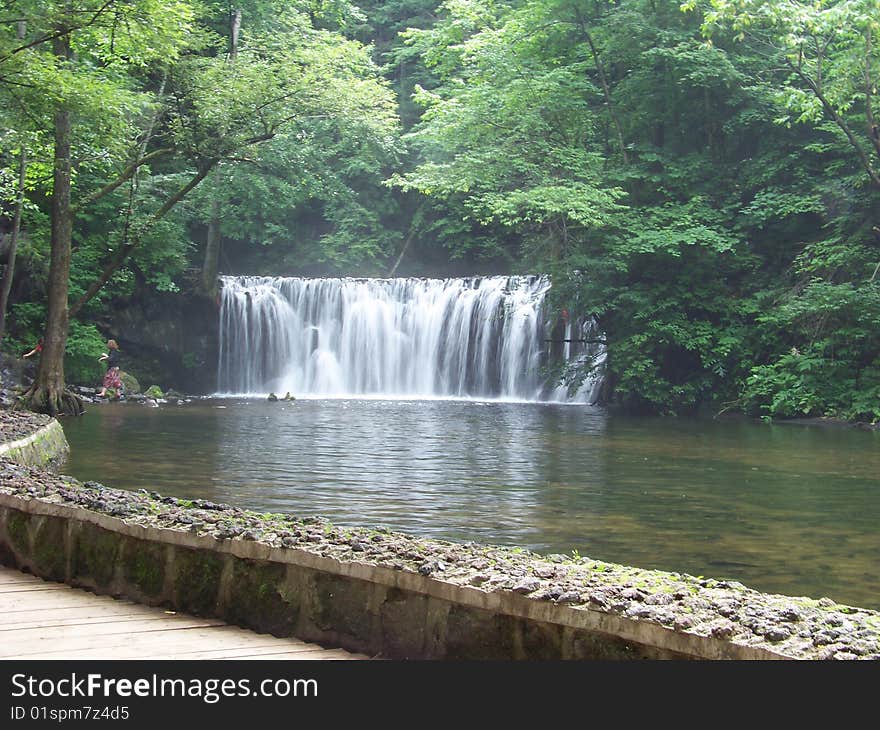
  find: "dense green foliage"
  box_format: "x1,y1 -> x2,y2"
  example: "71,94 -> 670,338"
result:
0,0 -> 877,420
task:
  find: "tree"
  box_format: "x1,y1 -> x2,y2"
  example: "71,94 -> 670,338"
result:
1,0 -> 397,414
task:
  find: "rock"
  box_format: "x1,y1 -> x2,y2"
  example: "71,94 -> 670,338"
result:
625,605 -> 655,619
555,591 -> 581,604
267,393 -> 278,402
710,621 -> 737,639
350,540 -> 366,552
469,574 -> 490,586
418,560 -> 445,576
512,577 -> 541,594
833,652 -> 858,661
588,591 -> 609,608
813,629 -> 841,646
645,592 -> 674,606
119,371 -> 141,394
145,385 -> 165,399
762,626 -> 792,643
778,607 -> 802,622
674,616 -> 696,631
621,587 -> 645,602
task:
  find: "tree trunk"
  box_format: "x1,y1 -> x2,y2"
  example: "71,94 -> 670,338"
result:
230,9 -> 241,60
0,148 -> 26,340
20,28 -> 82,416
201,188 -> 221,298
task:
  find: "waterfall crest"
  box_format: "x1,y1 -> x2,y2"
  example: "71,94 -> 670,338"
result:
218,275 -> 603,402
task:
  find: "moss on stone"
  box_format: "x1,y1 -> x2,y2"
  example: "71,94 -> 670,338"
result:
225,559 -> 296,636
173,547 -> 224,616
444,605 -> 516,660
33,517 -> 67,581
6,510 -> 30,555
312,572 -> 374,641
72,524 -> 120,587
122,538 -> 166,597
119,371 -> 141,394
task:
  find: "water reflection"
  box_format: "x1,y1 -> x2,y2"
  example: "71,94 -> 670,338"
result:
60,400 -> 880,609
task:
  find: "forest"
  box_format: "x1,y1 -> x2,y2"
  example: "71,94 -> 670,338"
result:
0,0 -> 877,420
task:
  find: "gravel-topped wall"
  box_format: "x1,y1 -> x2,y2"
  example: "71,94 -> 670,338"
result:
0,410 -> 68,469
2,461 -> 878,660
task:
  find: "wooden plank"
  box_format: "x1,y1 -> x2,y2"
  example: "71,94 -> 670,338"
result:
0,583 -> 84,594
0,589 -> 141,609
1,610 -> 187,630
0,566 -> 368,660
1,617 -> 229,646
1,629 -> 336,660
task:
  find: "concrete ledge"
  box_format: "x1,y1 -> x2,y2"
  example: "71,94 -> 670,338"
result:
3,479 -> 877,660
0,420 -> 69,469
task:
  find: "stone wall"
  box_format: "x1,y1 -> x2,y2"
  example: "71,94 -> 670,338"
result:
0,493 -> 775,660
0,419 -> 69,469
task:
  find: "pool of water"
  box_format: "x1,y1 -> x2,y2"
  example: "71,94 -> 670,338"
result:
60,398 -> 880,609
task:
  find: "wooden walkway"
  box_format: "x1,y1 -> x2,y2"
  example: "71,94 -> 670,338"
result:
0,566 -> 369,660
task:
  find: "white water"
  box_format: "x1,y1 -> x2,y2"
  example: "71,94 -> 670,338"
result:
217,275 -> 604,402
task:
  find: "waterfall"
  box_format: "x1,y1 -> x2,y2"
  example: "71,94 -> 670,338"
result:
217,275 -> 604,402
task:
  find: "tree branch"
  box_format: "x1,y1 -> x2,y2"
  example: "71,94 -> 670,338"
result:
72,147 -> 173,212
69,161 -> 217,316
787,58 -> 880,188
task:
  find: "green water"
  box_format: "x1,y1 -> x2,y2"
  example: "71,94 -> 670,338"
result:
60,398 -> 880,609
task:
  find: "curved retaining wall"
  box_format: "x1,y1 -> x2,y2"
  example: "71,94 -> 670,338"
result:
0,419 -> 69,469
2,475 -> 878,660
0,493 -> 767,660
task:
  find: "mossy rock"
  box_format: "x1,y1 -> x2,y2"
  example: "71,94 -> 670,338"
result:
119,371 -> 141,394
144,385 -> 164,399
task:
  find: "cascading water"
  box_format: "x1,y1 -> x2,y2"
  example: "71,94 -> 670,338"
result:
217,275 -> 604,402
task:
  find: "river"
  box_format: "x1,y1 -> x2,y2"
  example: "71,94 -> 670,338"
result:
60,398 -> 880,609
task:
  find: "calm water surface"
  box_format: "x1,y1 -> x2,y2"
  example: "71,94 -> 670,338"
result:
60,399 -> 880,609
